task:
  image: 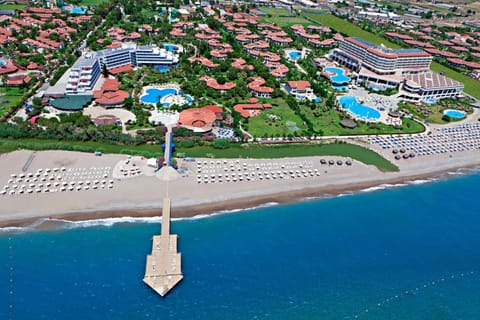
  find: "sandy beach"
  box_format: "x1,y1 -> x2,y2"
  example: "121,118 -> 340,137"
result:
0,137 -> 479,228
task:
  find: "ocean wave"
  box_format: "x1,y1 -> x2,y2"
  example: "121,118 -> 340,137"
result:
174,202 -> 280,221
405,178 -> 436,185
0,226 -> 33,234
360,183 -> 409,193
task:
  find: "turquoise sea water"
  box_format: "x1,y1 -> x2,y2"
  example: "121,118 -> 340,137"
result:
1,170 -> 480,319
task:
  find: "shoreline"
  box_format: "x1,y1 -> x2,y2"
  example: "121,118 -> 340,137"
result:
1,163 -> 478,230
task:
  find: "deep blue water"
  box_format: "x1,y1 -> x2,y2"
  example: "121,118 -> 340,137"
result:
1,171 -> 480,319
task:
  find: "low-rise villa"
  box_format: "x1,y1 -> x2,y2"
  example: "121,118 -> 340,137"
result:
200,76 -> 236,93
285,81 -> 313,99
248,77 -> 273,98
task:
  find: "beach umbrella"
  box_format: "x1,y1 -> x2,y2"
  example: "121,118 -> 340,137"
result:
403,154 -> 409,159
346,160 -> 352,166
11,174 -> 17,178
337,160 -> 343,166
320,159 -> 326,164
329,160 -> 335,165
392,149 -> 399,154
395,155 -> 401,160
409,153 -> 416,158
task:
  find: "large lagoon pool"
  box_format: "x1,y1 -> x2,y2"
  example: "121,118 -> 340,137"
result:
339,96 -> 381,120
444,109 -> 466,119
141,87 -> 193,107
324,67 -> 350,84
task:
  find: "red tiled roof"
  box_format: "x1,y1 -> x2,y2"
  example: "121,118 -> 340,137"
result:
200,76 -> 236,91
287,80 -> 311,91
109,64 -> 133,74
233,103 -> 272,118
179,107 -> 217,128
248,77 -> 273,93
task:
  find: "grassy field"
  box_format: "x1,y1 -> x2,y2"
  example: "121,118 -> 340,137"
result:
246,98 -> 308,137
302,106 -> 425,135
305,13 -> 480,99
0,139 -> 397,171
176,143 -> 398,171
260,7 -> 313,27
79,0 -> 110,6
0,4 -> 27,10
0,87 -> 26,118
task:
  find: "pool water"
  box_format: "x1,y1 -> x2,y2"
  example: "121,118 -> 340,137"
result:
339,96 -> 381,120
314,97 -> 322,103
424,97 -> 436,104
163,44 -> 175,52
140,88 -> 178,104
332,85 -> 348,92
154,65 -> 170,73
288,51 -> 302,60
71,7 -> 85,14
0,60 -> 6,66
444,109 -> 466,119
324,67 -> 350,84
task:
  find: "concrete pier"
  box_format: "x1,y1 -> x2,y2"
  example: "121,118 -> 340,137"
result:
143,197 -> 183,296
143,125 -> 183,296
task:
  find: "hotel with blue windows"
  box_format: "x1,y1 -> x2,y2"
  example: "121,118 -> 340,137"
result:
66,43 -> 179,94
329,37 -> 464,101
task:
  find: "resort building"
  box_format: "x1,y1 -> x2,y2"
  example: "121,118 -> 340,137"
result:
329,37 -> 432,76
93,78 -> 129,107
400,71 -> 464,101
285,81 -> 313,99
178,106 -> 218,132
248,77 -> 273,98
65,54 -> 101,94
200,76 -> 236,94
66,43 -> 178,94
328,37 -> 464,100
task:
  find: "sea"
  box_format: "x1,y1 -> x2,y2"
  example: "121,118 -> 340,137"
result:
1,169 -> 480,320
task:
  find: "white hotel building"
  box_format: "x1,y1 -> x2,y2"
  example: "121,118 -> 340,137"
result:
329,37 -> 463,101
66,43 -> 178,94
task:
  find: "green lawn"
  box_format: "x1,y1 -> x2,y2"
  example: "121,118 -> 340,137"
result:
0,87 -> 26,118
177,143 -> 398,171
0,4 -> 27,10
79,0 -> 110,5
260,7 -> 313,27
246,98 -> 308,137
305,13 -> 480,99
0,139 -> 397,171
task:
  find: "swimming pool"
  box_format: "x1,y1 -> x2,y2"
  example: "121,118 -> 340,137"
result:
0,60 -> 6,66
71,7 -> 86,14
140,87 -> 193,107
443,109 -> 465,119
154,65 -> 170,73
163,44 -> 176,52
141,88 -> 178,104
339,96 -> 381,120
288,51 -> 302,60
324,67 -> 350,84
332,85 -> 348,92
424,97 -> 436,104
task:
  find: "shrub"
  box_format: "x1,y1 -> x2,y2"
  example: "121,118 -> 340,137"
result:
212,138 -> 230,149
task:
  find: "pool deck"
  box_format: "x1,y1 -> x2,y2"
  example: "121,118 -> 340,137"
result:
338,87 -> 402,126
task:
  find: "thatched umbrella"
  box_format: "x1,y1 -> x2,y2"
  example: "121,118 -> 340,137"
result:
320,159 -> 327,164
395,155 -> 401,160
328,160 -> 335,165
346,160 -> 352,166
392,149 -> 399,154
403,154 -> 409,159
409,153 -> 416,158
400,148 -> 406,153
337,160 -> 343,165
